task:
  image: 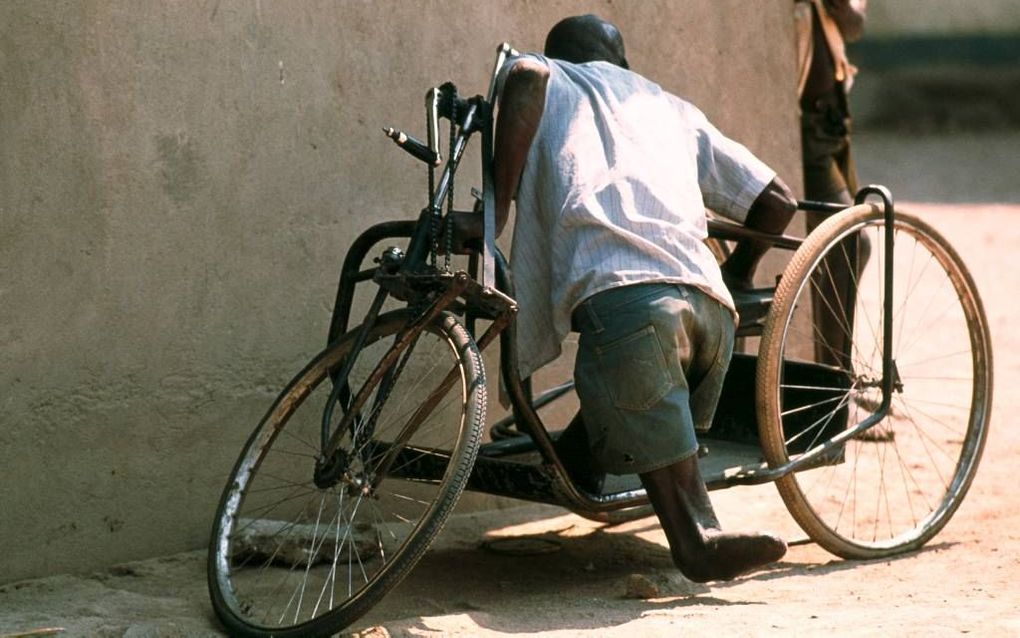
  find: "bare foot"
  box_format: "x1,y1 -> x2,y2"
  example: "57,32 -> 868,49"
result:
672,530 -> 787,583
640,456 -> 787,584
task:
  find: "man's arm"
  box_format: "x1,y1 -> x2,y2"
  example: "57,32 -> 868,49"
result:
720,176 -> 798,290
824,0 -> 867,42
444,58 -> 548,252
745,176 -> 798,235
493,58 -> 549,235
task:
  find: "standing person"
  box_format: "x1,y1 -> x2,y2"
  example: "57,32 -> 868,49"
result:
485,15 -> 796,582
796,0 -> 866,206
795,0 -> 868,367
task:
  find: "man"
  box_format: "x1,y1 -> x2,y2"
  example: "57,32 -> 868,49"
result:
795,0 -> 868,367
490,15 -> 796,582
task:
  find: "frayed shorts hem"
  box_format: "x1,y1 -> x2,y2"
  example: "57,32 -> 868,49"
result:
601,444 -> 700,476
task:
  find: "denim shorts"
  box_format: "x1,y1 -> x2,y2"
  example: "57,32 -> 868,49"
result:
571,283 -> 734,475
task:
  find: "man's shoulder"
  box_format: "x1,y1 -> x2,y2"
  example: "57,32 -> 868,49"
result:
497,54 -> 552,100
503,55 -> 551,80
506,55 -> 704,121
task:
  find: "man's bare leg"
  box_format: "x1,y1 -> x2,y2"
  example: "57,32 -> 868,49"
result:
639,454 -> 787,582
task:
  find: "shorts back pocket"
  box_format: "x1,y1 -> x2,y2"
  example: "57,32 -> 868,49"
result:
594,324 -> 672,411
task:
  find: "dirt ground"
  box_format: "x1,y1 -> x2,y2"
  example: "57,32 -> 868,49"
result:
2,132 -> 1019,637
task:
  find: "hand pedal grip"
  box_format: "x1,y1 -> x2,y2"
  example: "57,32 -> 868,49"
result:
382,127 -> 440,165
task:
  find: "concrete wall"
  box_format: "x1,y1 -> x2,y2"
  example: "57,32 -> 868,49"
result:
0,0 -> 800,584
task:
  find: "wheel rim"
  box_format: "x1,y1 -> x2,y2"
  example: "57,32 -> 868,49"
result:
769,211 -> 991,555
211,314 -> 479,632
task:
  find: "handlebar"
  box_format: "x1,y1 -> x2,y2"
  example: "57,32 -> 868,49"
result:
384,42 -> 518,167
380,43 -> 520,289
382,127 -> 439,165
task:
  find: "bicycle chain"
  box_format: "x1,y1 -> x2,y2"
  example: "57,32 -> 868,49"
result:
443,87 -> 457,272
360,335 -> 420,458
429,190 -> 440,270
428,86 -> 460,273
427,138 -> 437,269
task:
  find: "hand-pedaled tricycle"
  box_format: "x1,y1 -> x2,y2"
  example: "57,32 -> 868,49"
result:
207,44 -> 993,637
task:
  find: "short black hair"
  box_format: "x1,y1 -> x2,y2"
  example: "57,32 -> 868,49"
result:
544,14 -> 629,69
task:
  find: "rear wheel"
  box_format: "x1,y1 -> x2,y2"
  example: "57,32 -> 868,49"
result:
209,310 -> 485,637
757,205 -> 992,559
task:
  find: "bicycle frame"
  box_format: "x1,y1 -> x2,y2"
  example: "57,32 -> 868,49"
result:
327,43 -> 518,347
317,44 -> 518,478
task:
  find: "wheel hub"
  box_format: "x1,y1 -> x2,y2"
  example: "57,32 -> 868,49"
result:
314,449 -> 377,496
854,359 -> 904,394
313,449 -> 351,489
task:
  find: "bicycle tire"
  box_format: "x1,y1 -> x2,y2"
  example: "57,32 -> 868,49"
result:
757,204 -> 992,559
208,309 -> 486,637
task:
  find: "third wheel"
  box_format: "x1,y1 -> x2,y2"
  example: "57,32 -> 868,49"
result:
757,204 -> 992,559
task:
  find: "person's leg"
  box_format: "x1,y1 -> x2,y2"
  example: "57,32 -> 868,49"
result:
802,119 -> 865,368
639,290 -> 785,582
804,171 -> 855,368
571,284 -> 786,581
639,454 -> 787,582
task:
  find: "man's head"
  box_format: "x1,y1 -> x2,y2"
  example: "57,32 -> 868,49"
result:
544,14 -> 629,69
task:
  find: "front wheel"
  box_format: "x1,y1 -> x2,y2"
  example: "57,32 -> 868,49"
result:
208,310 -> 486,637
757,205 -> 992,559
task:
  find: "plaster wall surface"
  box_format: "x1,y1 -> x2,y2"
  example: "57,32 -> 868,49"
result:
0,0 -> 799,583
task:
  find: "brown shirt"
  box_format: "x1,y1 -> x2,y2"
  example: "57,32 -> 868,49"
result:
795,0 -> 866,101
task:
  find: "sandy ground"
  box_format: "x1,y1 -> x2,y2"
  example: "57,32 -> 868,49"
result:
2,132 -> 1019,637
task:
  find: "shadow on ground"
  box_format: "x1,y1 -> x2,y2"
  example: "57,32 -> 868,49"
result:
349,507 -> 954,636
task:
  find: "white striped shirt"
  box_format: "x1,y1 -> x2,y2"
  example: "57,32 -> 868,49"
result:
504,55 -> 775,379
